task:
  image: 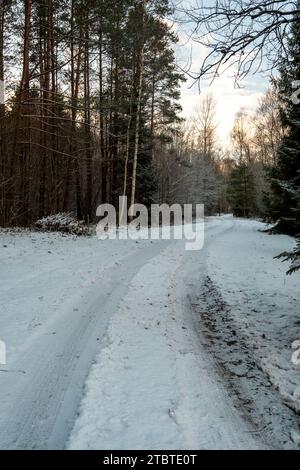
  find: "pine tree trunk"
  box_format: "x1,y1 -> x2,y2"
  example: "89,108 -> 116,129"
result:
130,44 -> 144,209
18,0 -> 32,225
98,29 -> 105,205
0,2 -> 5,225
84,22 -> 92,221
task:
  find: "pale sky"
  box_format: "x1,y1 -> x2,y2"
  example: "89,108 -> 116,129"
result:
171,0 -> 269,146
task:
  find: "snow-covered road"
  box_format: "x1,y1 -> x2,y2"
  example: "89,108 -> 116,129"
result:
0,216 -> 299,449
68,218 -> 262,450
0,234 -> 170,449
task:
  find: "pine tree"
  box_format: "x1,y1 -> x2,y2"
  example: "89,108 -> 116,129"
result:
276,182 -> 300,273
266,3 -> 300,272
268,3 -> 300,236
227,163 -> 256,218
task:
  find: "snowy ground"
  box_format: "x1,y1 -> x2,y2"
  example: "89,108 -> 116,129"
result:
205,218 -> 300,446
0,231 -> 168,448
0,216 -> 299,449
68,238 -> 260,450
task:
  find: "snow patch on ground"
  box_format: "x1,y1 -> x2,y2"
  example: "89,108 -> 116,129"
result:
207,218 -> 300,423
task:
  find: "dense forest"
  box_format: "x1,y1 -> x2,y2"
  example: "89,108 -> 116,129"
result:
0,0 -> 299,270
0,0 -> 231,228
0,0 -> 185,225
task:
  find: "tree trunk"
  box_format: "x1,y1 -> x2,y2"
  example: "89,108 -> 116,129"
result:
84,22 -> 92,222
130,44 -> 144,209
17,0 -> 32,225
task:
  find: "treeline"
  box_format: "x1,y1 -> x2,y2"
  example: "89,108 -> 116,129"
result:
156,95 -> 226,215
225,90 -> 283,220
0,0 -> 184,226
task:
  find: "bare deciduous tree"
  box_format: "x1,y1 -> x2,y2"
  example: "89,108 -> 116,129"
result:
253,88 -> 284,165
